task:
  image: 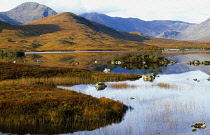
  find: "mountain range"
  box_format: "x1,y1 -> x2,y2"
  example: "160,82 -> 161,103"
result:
0,2 -> 57,24
0,2 -> 209,51
81,13 -> 210,42
1,2 -> 210,42
80,13 -> 194,37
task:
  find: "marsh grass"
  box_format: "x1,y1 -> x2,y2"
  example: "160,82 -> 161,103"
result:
152,83 -> 178,89
0,77 -> 93,87
144,98 -> 196,134
0,85 -> 128,134
0,62 -> 142,134
109,83 -> 137,89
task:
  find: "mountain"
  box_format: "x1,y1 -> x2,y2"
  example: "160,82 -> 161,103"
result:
177,18 -> 210,41
0,12 -> 149,51
158,17 -> 210,42
80,12 -> 194,37
0,2 -> 57,25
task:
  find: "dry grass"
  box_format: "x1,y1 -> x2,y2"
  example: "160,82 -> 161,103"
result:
152,83 -> 178,89
109,83 -> 137,89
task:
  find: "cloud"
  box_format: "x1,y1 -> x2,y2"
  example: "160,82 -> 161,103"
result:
0,0 -> 210,23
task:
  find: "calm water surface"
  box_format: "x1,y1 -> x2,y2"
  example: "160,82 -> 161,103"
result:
59,51 -> 210,135
60,70 -> 210,135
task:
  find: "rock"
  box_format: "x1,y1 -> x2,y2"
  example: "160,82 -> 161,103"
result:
37,60 -> 42,64
186,61 -> 192,65
191,122 -> 206,129
192,128 -> 197,132
143,73 -> 156,82
207,78 -> 210,81
204,61 -> 210,65
193,79 -> 197,81
169,60 -> 176,65
103,68 -> 110,73
193,60 -> 200,66
130,97 -> 135,99
95,82 -> 107,90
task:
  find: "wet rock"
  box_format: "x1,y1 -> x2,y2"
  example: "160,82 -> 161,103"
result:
143,73 -> 156,82
169,60 -> 176,65
193,79 -> 197,81
192,128 -> 197,132
193,60 -> 200,66
186,61 -> 192,65
103,68 -> 110,73
95,82 -> 107,90
191,122 -> 206,129
204,61 -> 210,65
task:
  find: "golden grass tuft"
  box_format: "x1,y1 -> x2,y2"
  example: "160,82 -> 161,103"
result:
109,83 -> 137,89
153,83 -> 177,89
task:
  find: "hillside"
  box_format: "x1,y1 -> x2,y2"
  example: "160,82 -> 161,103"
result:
0,2 -> 57,25
0,12 -> 150,51
177,18 -> 210,42
80,12 -> 194,37
154,17 -> 210,42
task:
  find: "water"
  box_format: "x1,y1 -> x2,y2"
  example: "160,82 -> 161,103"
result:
59,70 -> 210,135
1,51 -> 210,135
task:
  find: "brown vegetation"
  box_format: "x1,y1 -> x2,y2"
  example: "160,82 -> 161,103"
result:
109,83 -> 137,89
0,62 -> 140,134
152,83 -> 178,89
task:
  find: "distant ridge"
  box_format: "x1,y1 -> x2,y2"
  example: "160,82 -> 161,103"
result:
80,12 -> 194,37
0,2 -> 57,24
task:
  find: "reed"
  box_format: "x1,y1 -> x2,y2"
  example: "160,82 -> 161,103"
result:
109,83 -> 137,89
153,83 -> 178,89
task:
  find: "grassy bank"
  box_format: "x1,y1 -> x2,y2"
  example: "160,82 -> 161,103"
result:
0,62 -> 140,134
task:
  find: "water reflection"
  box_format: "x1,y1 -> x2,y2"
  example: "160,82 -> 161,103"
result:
60,70 -> 210,135
1,51 -> 210,75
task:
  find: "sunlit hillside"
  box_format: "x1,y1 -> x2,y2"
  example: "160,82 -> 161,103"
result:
0,12 -> 150,51
0,12 -> 209,51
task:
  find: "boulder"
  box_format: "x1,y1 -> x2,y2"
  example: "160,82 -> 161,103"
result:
103,68 -> 110,73
193,60 -> 200,66
169,60 -> 176,65
95,82 -> 107,90
143,73 -> 156,82
191,122 -> 206,129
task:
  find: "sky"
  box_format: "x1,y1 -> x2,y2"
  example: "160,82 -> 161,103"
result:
0,0 -> 210,24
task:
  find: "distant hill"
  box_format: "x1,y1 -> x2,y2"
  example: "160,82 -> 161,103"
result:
177,18 -> 210,42
80,12 -> 194,37
158,17 -> 210,42
0,2 -> 57,24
